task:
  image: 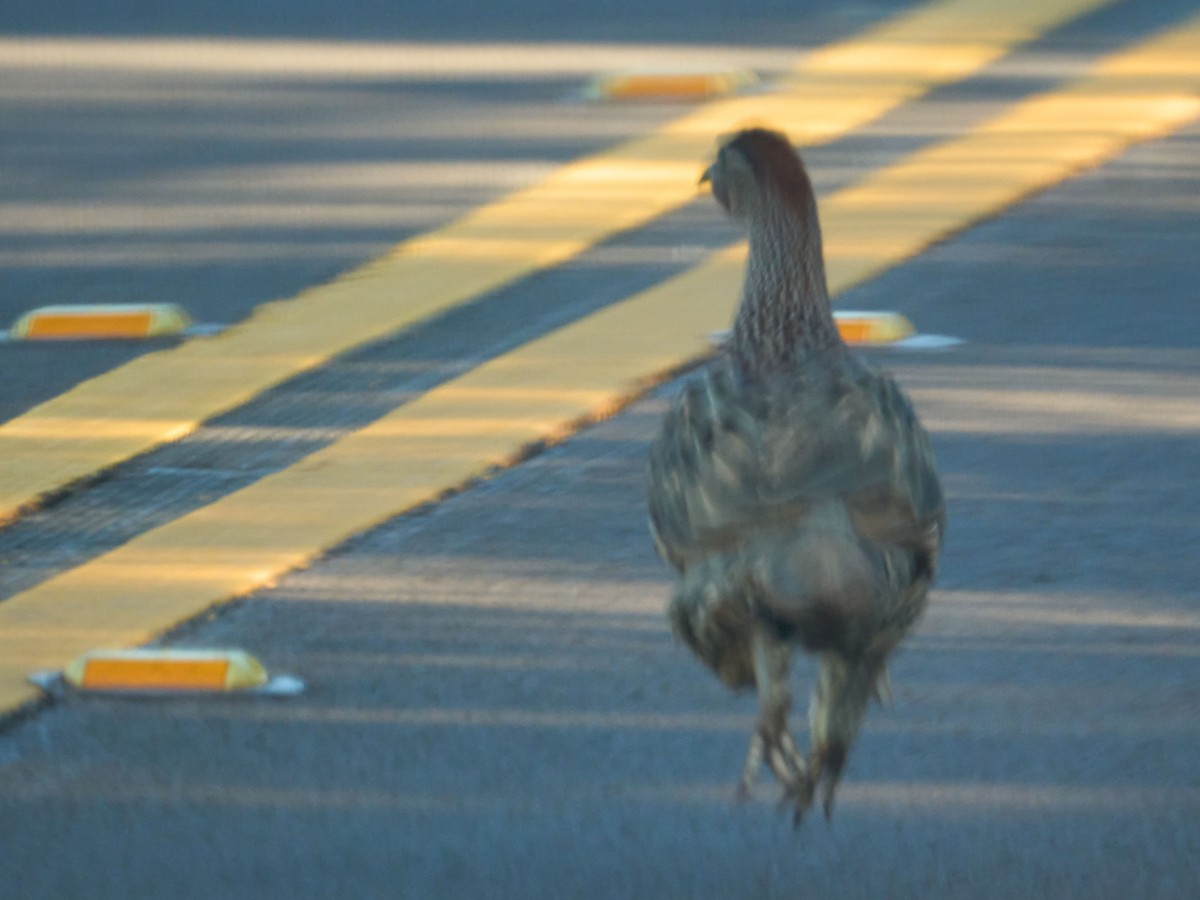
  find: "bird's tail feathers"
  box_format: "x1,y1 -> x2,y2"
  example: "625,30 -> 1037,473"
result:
755,526 -> 878,652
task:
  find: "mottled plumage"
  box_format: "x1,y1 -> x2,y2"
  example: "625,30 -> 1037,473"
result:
647,128 -> 944,822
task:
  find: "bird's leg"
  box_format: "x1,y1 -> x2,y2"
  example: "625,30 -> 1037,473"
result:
807,652 -> 876,821
737,731 -> 764,799
872,665 -> 892,707
738,629 -> 812,817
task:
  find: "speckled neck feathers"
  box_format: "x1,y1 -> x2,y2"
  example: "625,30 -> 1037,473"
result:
729,168 -> 841,375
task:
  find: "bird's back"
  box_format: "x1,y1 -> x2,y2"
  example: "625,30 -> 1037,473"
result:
648,350 -> 943,684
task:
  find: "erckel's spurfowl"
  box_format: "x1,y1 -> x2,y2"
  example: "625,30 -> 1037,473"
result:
647,128 -> 945,824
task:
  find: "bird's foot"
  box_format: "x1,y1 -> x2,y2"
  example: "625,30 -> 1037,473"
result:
804,750 -> 842,823
737,727 -> 814,825
779,778 -> 816,827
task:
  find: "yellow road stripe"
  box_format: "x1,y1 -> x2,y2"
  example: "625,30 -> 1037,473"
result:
3,13 -> 1197,716
0,0 -> 1114,525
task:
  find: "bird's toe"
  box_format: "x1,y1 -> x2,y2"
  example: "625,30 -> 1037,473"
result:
778,775 -> 815,828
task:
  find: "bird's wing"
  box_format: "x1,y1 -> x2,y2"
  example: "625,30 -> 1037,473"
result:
647,353 -> 943,572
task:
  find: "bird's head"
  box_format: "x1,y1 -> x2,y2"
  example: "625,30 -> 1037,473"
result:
700,127 -> 815,221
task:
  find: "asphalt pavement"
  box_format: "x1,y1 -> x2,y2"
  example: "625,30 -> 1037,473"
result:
1,1 -> 1198,897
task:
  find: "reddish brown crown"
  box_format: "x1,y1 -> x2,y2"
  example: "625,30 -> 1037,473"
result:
723,128 -> 817,215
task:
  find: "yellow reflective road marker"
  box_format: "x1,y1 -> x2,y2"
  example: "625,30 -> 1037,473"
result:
585,69 -> 758,101
28,648 -> 303,695
7,304 -> 193,341
0,0 -> 1115,526
2,12 -> 1197,718
68,648 -> 263,691
836,310 -> 916,345
710,311 -> 918,348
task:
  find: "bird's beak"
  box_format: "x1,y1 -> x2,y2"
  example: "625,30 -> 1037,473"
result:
698,164 -> 713,186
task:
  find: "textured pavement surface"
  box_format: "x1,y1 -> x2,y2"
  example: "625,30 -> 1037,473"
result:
1,104 -> 1197,898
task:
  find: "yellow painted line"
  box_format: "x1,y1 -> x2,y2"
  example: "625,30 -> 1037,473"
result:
8,303 -> 192,340
0,0 -> 1115,526
586,69 -> 758,101
3,13 -> 1198,717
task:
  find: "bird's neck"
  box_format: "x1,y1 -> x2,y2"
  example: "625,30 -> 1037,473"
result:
730,195 -> 841,375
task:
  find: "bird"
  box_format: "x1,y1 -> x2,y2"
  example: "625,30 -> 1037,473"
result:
646,127 -> 945,824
